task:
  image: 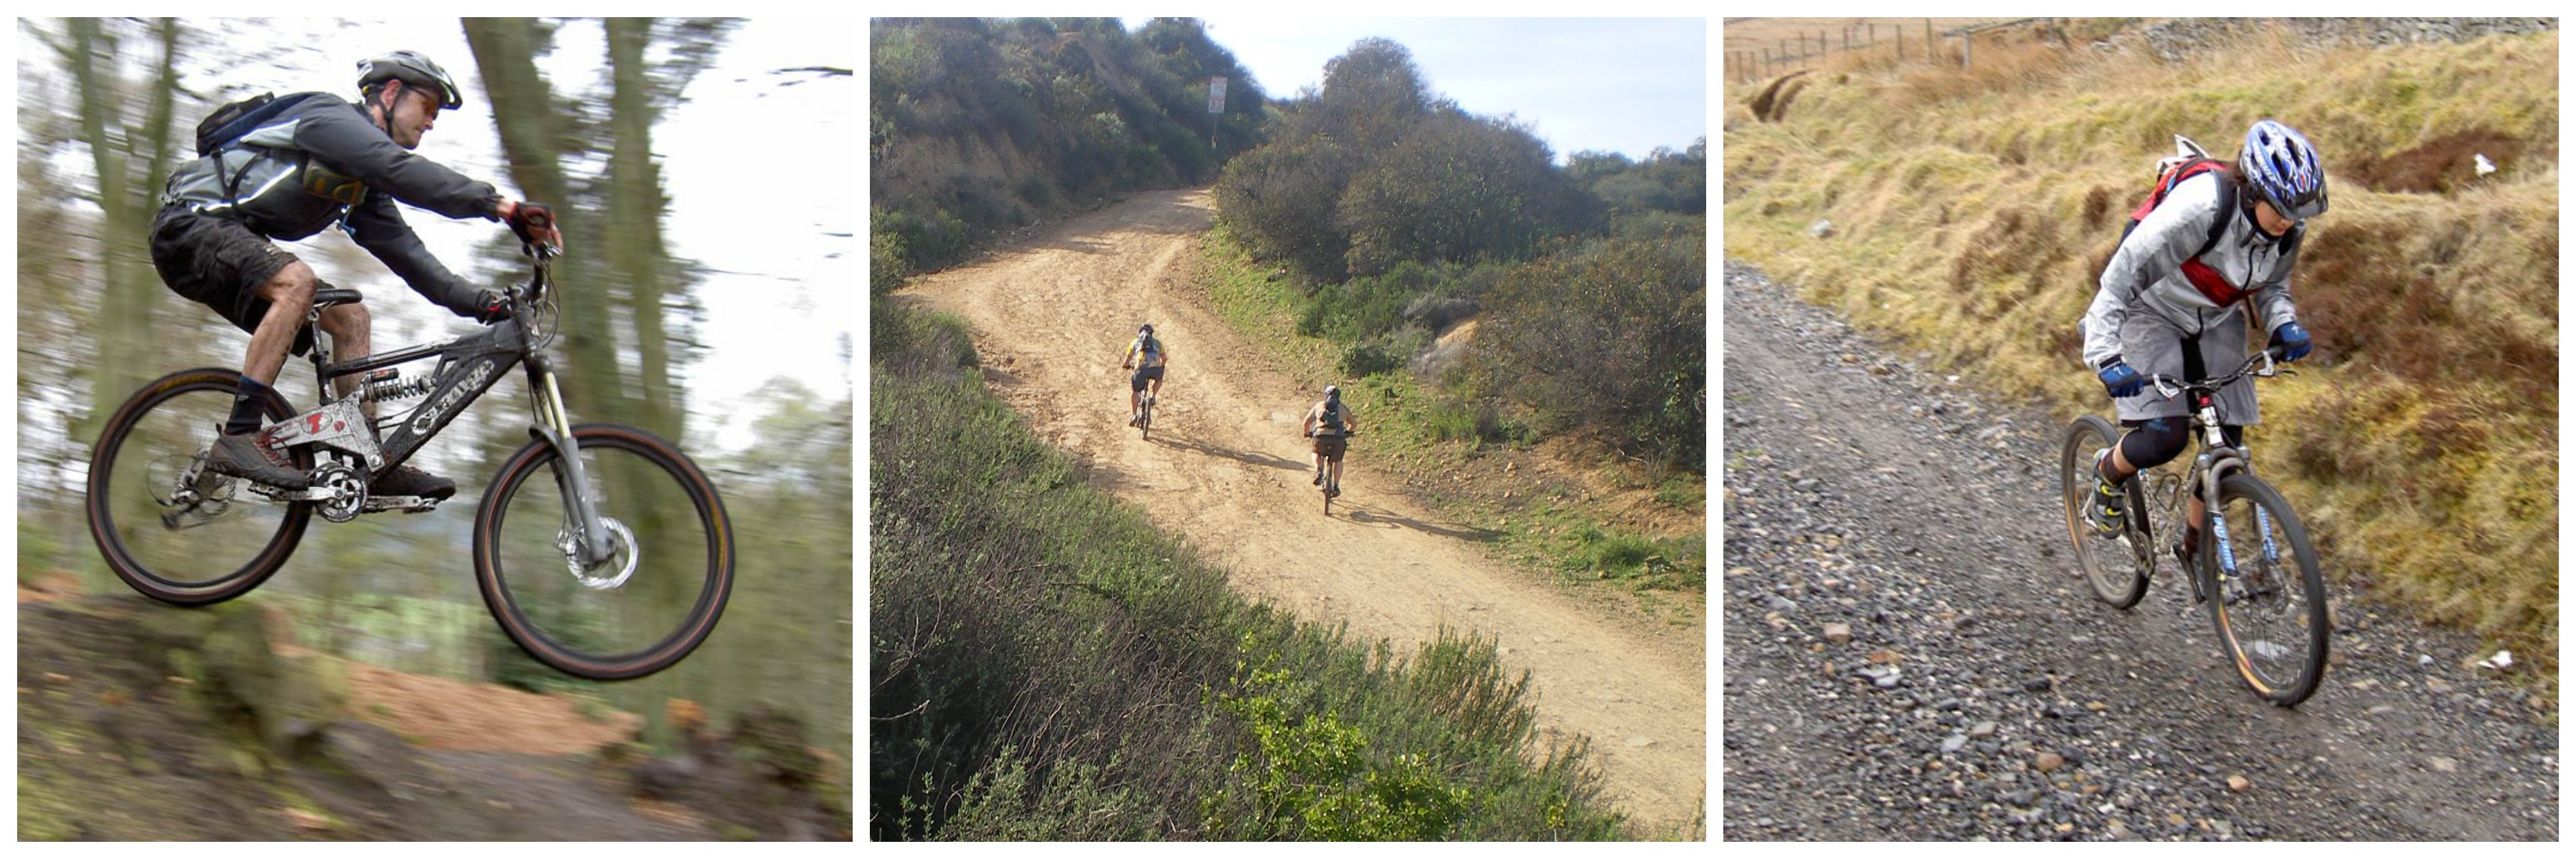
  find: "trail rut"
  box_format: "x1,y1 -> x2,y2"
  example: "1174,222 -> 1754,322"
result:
901,188 -> 1707,831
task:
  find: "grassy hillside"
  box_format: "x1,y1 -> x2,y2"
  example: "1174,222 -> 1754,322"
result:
871,17 -> 1265,272
1723,26 -> 2558,692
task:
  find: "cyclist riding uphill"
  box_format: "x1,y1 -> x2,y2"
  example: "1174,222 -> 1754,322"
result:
1302,385 -> 1359,496
2080,119 -> 2325,564
151,50 -> 562,501
1122,323 -> 1167,426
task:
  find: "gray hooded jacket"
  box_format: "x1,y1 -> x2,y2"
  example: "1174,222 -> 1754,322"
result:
161,93 -> 501,317
2078,171 -> 2302,422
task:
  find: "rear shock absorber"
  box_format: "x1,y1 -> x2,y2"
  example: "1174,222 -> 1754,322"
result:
361,369 -> 435,402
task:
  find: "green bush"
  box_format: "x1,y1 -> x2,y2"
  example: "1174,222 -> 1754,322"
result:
1478,235 -> 1706,471
1337,112 -> 1571,277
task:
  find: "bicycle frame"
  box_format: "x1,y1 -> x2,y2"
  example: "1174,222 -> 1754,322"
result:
268,252 -> 616,567
2139,352 -> 2287,596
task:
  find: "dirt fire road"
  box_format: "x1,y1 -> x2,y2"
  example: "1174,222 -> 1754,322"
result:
901,188 -> 1706,832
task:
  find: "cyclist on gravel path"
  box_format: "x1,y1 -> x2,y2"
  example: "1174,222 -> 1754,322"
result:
1122,323 -> 1167,427
152,50 -> 560,500
1302,385 -> 1358,496
2080,119 -> 2324,566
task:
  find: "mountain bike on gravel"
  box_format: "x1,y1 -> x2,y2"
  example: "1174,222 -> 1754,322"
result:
2057,347 -> 2328,705
1137,392 -> 1157,440
85,221 -> 733,681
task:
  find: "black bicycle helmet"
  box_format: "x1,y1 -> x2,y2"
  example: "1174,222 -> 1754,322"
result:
357,50 -> 463,110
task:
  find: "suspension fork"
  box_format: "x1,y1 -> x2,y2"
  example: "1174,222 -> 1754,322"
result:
524,355 -> 613,566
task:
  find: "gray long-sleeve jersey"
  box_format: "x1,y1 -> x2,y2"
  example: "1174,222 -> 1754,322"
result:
2078,171 -> 2302,370
161,93 -> 502,318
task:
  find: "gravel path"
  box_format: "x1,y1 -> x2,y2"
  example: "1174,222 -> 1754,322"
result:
1719,261 -> 2556,840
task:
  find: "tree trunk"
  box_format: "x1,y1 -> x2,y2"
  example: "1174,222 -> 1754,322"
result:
462,18 -> 621,424
605,17 -> 681,442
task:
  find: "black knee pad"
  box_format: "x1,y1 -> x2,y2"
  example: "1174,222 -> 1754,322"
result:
2119,417 -> 2191,471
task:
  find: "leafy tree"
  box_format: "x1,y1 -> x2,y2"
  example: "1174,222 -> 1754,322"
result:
1338,111 -> 1569,277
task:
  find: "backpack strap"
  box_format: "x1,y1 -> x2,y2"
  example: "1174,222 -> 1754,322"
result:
2191,166 -> 2237,264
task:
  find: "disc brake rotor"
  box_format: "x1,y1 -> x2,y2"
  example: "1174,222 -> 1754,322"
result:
556,516 -> 639,590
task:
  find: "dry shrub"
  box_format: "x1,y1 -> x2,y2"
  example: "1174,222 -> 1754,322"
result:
1748,70 -> 1810,122
2293,216 -> 2555,408
2080,184 -> 2115,229
2341,129 -> 2534,194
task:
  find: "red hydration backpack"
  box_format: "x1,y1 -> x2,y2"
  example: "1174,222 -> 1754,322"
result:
2121,136 -> 2246,306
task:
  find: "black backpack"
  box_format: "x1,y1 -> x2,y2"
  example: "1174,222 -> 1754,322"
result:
1316,399 -> 1345,434
192,92 -> 327,156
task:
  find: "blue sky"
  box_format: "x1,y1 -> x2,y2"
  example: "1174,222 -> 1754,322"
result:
1157,17 -> 1709,162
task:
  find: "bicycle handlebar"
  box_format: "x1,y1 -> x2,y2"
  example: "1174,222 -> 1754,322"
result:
2147,346 -> 2288,399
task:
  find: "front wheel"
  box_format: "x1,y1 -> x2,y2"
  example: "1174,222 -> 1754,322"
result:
86,369 -> 311,605
473,423 -> 733,680
2060,416 -> 2149,608
2204,472 -> 2329,706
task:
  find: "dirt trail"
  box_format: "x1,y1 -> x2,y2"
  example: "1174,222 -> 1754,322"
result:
902,188 -> 1706,830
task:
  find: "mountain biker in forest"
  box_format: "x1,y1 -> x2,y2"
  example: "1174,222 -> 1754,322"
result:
150,50 -> 562,501
2081,119 -> 2324,567
1122,323 -> 1167,427
1302,385 -> 1358,496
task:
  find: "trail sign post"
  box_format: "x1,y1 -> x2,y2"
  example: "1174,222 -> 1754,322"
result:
1207,76 -> 1226,149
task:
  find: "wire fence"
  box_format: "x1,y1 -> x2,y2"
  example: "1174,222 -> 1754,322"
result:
1726,18 -> 2064,82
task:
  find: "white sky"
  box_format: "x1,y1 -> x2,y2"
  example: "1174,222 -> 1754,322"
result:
1168,16 -> 1710,161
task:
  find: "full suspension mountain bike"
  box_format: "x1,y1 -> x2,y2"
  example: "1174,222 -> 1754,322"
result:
2058,347 -> 2329,705
85,223 -> 733,680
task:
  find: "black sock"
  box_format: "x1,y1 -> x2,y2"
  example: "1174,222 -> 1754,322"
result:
226,377 -> 273,436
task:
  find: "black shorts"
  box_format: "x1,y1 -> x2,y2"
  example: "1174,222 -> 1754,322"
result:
1131,364 -> 1165,392
1312,433 -> 1347,460
149,208 -> 313,354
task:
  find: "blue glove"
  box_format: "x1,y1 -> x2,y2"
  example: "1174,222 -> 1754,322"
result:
2273,321 -> 2312,362
2097,359 -> 2144,399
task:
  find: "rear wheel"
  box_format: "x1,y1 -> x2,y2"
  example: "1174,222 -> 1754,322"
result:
85,368 -> 311,605
2205,472 -> 2329,706
2060,416 -> 2149,608
473,423 -> 733,680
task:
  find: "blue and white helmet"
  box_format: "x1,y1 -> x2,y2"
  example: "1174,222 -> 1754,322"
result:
2239,119 -> 2327,220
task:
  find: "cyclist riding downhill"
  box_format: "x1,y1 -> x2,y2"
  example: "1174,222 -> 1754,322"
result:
2080,119 -> 2325,570
1302,384 -> 1358,497
1121,322 -> 1167,428
151,50 -> 562,503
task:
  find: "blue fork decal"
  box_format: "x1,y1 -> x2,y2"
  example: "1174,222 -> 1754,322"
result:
2212,509 -> 2239,579
2256,504 -> 2280,564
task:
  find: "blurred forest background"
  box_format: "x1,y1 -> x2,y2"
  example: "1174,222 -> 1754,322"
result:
16,16 -> 852,790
